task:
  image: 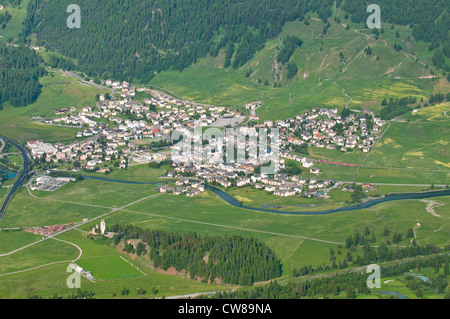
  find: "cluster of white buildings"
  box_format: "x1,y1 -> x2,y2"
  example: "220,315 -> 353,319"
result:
158,178 -> 206,197
26,140 -> 58,159
255,108 -> 386,153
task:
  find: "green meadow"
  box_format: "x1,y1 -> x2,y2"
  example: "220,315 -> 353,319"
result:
0,230 -> 40,254
0,237 -> 79,275
0,186 -> 111,228
0,73 -> 108,144
0,164 -> 448,297
0,0 -> 29,43
365,122 -> 449,170
149,16 -> 442,122
76,255 -> 143,280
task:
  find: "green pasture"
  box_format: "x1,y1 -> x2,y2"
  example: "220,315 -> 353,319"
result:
0,237 -> 79,275
0,0 -> 29,43
363,121 -> 450,173
149,17 -> 440,122
0,75 -> 108,144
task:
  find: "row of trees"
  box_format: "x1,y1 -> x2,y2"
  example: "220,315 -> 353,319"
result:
276,35 -> 303,65
111,224 -> 282,286
207,254 -> 449,299
290,227 -> 444,277
379,96 -> 417,120
428,92 -> 450,105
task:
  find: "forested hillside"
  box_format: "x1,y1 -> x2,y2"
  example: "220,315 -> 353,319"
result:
22,0 -> 334,82
19,0 -> 449,83
342,0 -> 449,52
0,43 -> 44,108
111,224 -> 282,285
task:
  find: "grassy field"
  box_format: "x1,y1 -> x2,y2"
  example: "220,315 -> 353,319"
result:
76,255 -> 143,280
148,17 -> 443,122
0,171 -> 448,297
81,165 -> 167,183
0,0 -> 29,43
365,122 -> 450,170
401,102 -> 450,123
0,73 -> 108,144
356,120 -> 450,185
0,230 -> 40,254
0,185 -> 111,228
30,177 -> 160,208
0,237 -> 79,275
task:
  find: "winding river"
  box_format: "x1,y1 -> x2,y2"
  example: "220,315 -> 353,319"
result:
83,176 -> 450,215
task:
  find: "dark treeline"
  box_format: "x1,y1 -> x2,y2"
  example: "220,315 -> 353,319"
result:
277,35 -> 303,65
48,170 -> 84,181
111,224 -> 282,286
2,0 -> 24,6
379,96 -> 417,120
429,92 -> 450,105
342,0 -> 449,50
23,0 -> 334,82
47,55 -> 76,71
0,9 -> 12,29
0,43 -> 45,107
293,227 -> 446,278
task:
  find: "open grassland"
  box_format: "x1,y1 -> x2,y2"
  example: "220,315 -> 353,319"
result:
0,0 -> 29,42
363,121 -> 450,174
0,186 -> 111,228
149,17 -> 441,122
0,237 -> 79,275
0,187 -> 7,204
31,178 -> 160,208
0,172 -> 448,297
81,165 -> 167,182
0,74 -> 108,144
401,102 -> 450,123
306,147 -> 366,164
355,168 -> 450,185
0,230 -> 40,254
76,255 -> 143,280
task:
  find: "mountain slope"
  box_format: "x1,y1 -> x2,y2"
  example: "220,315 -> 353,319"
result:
23,0 -> 334,81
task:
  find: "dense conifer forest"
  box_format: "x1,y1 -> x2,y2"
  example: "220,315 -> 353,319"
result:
110,224 -> 282,286
0,0 -> 446,108
0,43 -> 44,107
20,0 -> 449,83
21,0 -> 334,81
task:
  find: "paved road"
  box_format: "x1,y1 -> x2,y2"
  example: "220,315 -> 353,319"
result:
0,137 -> 31,221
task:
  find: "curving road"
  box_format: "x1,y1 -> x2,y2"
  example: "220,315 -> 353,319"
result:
0,137 -> 31,221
